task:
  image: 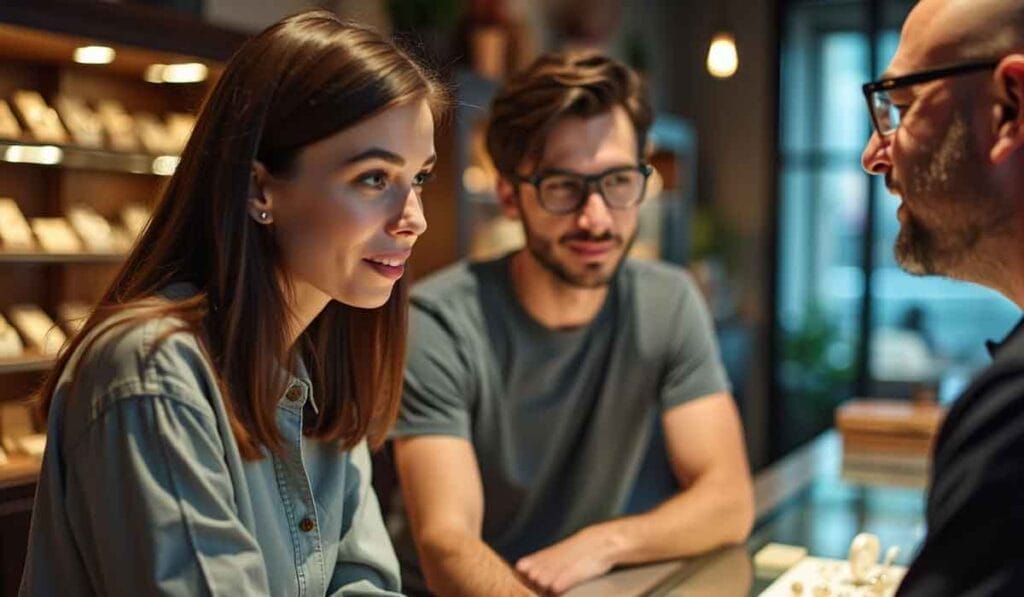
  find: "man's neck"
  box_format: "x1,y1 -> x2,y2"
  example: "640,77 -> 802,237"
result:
508,250 -> 610,330
996,264 -> 1024,310
953,237 -> 1024,310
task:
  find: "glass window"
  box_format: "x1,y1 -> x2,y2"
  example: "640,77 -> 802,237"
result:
777,0 -> 1019,459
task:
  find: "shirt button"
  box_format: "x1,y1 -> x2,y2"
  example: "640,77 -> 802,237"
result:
299,517 -> 316,533
286,385 -> 303,402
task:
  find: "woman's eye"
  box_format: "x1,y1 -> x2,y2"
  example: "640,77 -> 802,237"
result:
413,171 -> 435,187
356,171 -> 388,190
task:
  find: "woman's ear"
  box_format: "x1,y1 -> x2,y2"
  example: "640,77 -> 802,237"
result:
248,161 -> 274,224
990,55 -> 1024,164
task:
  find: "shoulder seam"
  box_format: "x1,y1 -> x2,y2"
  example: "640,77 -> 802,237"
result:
65,385 -> 219,455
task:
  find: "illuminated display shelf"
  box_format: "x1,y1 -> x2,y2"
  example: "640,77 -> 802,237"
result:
0,138 -> 178,176
0,251 -> 126,264
0,354 -> 53,375
0,454 -> 41,489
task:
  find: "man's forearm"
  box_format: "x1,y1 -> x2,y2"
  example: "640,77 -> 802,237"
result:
418,530 -> 536,597
595,475 -> 754,566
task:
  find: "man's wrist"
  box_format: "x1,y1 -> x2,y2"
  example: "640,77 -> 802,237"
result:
586,518 -> 636,566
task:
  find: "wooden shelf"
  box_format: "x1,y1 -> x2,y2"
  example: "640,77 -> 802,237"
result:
0,355 -> 53,375
0,251 -> 126,264
0,139 -> 178,176
0,7 -> 246,66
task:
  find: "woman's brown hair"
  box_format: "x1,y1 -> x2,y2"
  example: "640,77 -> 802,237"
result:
485,50 -> 652,178
37,11 -> 446,458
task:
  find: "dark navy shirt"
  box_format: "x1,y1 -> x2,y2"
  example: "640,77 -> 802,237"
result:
898,316 -> 1024,596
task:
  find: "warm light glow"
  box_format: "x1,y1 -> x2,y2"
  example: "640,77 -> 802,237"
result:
706,33 -> 739,78
4,145 -> 63,165
152,155 -> 180,176
144,64 -> 166,83
73,45 -> 116,65
163,62 -> 208,83
145,63 -> 208,84
144,62 -> 208,84
462,166 -> 492,194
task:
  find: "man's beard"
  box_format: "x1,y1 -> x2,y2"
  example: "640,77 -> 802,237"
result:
893,110 -> 1011,278
520,217 -> 636,288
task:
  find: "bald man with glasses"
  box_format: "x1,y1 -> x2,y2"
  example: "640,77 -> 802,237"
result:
388,50 -> 754,596
861,0 -> 1024,594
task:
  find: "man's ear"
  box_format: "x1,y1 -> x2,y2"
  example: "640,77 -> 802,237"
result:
990,55 -> 1024,164
496,177 -> 521,220
248,161 -> 274,224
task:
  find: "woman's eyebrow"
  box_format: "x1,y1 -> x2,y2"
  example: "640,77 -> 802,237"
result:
344,148 -> 405,166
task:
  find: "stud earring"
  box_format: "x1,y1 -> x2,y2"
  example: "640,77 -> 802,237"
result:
259,211 -> 269,221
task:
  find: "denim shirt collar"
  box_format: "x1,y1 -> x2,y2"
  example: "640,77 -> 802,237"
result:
278,355 -> 317,415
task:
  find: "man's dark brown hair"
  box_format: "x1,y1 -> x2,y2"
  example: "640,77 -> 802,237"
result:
485,50 -> 653,178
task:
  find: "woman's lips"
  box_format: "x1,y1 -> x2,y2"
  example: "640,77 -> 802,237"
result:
364,259 -> 405,280
363,251 -> 410,280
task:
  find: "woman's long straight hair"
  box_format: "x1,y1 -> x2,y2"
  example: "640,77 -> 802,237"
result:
37,11 -> 446,457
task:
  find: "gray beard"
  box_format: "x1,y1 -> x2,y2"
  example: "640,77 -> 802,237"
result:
894,111 -> 1012,279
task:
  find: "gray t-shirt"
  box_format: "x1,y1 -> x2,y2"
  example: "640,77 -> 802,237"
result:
391,255 -> 730,590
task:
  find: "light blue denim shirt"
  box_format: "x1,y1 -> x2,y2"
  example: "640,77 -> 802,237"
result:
20,295 -> 402,596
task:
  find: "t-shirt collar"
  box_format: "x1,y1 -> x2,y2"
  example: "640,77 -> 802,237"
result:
986,314 -> 1024,358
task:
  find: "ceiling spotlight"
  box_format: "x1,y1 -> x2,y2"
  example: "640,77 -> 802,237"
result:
706,33 -> 739,79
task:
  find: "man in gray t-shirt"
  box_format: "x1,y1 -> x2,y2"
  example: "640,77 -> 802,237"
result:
391,50 -> 753,596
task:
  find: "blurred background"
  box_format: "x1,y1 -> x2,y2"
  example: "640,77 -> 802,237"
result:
0,1 -> 1017,593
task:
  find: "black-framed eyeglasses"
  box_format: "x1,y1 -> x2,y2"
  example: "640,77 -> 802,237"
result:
862,59 -> 999,136
511,163 -> 654,215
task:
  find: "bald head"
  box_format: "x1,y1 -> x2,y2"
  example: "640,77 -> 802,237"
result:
893,0 -> 1024,72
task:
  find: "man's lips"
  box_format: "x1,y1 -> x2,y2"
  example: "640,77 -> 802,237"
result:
561,239 -> 614,256
885,174 -> 903,197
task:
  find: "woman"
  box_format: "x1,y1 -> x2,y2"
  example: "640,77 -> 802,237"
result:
20,11 -> 443,596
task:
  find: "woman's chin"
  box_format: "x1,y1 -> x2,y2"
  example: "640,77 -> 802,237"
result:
333,286 -> 394,310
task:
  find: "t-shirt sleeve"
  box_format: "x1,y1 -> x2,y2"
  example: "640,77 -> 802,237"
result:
392,301 -> 473,439
659,274 -> 731,410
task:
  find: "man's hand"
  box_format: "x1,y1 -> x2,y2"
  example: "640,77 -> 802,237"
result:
515,525 -> 621,594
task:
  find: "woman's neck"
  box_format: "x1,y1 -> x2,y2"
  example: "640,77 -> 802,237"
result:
283,276 -> 331,348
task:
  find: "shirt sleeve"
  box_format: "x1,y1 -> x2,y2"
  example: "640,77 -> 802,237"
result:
62,392 -> 272,596
659,274 -> 732,409
391,302 -> 474,439
328,441 -> 403,596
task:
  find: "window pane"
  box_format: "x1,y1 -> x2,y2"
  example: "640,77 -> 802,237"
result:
820,32 -> 869,152
869,164 -> 1019,397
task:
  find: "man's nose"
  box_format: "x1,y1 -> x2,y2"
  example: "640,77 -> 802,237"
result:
861,131 -> 892,175
576,189 -> 613,234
